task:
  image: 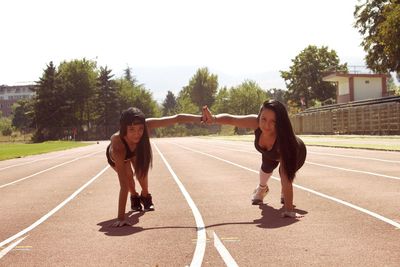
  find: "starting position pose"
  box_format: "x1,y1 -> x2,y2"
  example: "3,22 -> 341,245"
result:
106,107 -> 204,227
202,100 -> 307,218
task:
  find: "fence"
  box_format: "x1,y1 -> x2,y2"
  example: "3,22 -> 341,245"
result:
290,96 -> 400,135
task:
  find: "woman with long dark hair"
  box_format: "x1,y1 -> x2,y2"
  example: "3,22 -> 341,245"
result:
202,100 -> 307,218
106,107 -> 204,227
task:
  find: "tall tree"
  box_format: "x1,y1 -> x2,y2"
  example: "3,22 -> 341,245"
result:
162,91 -> 177,116
187,67 -> 218,109
228,80 -> 268,115
96,66 -> 120,138
116,78 -> 159,118
280,45 -> 347,108
33,61 -> 64,141
124,66 -> 139,86
354,0 -> 400,79
57,58 -> 98,136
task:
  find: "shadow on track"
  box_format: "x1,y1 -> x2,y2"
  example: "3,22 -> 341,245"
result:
97,210 -> 196,236
253,204 -> 308,229
205,204 -> 308,229
98,204 -> 308,236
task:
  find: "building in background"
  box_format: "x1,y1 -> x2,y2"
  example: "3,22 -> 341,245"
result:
323,67 -> 388,104
0,84 -> 35,117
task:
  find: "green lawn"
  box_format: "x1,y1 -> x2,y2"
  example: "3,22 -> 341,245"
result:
0,141 -> 93,161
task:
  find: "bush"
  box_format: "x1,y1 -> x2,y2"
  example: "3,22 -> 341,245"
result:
0,117 -> 13,136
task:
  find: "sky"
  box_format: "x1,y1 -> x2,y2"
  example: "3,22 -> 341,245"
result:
1,0 -> 368,101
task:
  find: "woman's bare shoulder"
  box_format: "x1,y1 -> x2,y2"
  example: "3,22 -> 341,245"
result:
110,133 -> 124,151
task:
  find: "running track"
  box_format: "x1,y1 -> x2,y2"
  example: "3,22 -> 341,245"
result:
0,137 -> 399,266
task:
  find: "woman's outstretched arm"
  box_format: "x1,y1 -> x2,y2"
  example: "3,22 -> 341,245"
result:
146,114 -> 203,131
202,106 -> 259,130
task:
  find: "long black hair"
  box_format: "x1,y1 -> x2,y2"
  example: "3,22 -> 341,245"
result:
120,107 -> 152,180
258,100 -> 298,181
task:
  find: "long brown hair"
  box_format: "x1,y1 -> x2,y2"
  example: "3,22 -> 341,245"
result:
258,100 -> 298,181
120,107 -> 152,180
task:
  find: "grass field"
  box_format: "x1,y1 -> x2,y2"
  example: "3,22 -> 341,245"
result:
0,141 -> 93,161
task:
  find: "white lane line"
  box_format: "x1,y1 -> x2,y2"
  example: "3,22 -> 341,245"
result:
0,236 -> 28,259
0,165 -> 109,249
171,142 -> 400,230
0,146 -> 102,171
0,156 -> 61,171
306,161 -> 400,180
195,139 -> 400,163
152,142 -> 206,267
213,232 -> 239,267
307,151 -> 400,163
187,141 -> 400,181
0,150 -> 104,189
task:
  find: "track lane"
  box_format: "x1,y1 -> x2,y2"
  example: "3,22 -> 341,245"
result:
1,137 -> 399,266
154,137 -> 399,266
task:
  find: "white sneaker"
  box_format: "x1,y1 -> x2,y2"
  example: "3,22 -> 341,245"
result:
251,185 -> 269,205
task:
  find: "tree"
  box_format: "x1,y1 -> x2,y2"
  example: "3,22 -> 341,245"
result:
57,58 -> 98,138
211,86 -> 230,113
124,66 -> 141,87
12,99 -> 35,132
96,66 -> 120,138
228,80 -> 268,115
0,116 -> 12,136
280,45 -> 347,108
162,91 -> 177,116
116,78 -> 159,118
266,88 -> 287,105
187,67 -> 218,109
354,0 -> 400,79
33,61 -> 65,141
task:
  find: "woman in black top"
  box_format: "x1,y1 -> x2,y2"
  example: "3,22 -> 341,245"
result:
107,107 -> 204,227
202,100 -> 306,218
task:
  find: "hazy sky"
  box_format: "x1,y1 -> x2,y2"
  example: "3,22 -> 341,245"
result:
1,0 -> 367,101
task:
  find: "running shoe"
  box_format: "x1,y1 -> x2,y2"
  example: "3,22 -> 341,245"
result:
130,194 -> 142,211
141,194 -> 155,211
251,185 -> 269,205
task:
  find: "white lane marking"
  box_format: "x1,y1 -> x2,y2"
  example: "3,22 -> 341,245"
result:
307,151 -> 400,163
0,145 -> 101,171
306,161 -> 400,181
213,232 -> 239,267
195,139 -> 400,163
0,236 -> 28,259
0,156 -> 62,171
0,150 -> 104,189
152,142 -> 206,267
0,165 -> 109,249
187,141 -> 400,181
171,142 -> 400,229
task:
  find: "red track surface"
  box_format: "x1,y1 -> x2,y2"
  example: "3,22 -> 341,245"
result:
1,137 -> 399,266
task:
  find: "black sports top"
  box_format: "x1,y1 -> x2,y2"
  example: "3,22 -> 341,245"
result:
254,128 -> 280,161
106,136 -> 136,167
120,136 -> 136,160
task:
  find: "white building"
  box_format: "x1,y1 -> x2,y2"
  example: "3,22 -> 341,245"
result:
0,84 -> 35,116
323,72 -> 388,104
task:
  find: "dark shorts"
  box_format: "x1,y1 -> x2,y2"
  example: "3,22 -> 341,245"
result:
106,144 -> 115,167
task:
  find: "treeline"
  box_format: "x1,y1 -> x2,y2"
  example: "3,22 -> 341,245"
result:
9,45 -> 349,141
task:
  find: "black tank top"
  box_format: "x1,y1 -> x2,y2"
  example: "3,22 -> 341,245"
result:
254,128 -> 280,161
120,136 -> 136,160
